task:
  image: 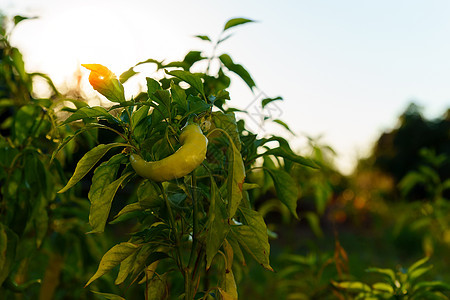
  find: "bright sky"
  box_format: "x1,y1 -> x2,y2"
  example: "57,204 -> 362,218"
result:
3,0 -> 450,173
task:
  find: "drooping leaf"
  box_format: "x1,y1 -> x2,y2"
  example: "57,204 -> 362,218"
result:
115,249 -> 139,285
85,242 -> 140,287
206,178 -> 230,269
61,106 -> 119,125
91,291 -> 126,300
89,172 -> 133,233
231,207 -> 272,271
265,169 -> 299,219
219,53 -> 255,90
223,17 -> 255,31
272,119 -> 294,134
166,70 -> 205,98
146,273 -> 168,300
58,143 -> 128,193
221,269 -> 238,300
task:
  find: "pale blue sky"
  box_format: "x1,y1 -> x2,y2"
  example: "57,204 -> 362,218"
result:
3,0 -> 450,173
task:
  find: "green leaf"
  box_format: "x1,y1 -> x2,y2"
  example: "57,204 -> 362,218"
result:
206,178 -> 230,269
146,273 -> 168,300
219,54 -> 255,90
223,18 -> 255,31
187,95 -> 211,116
51,123 -> 107,163
409,265 -> 433,282
227,141 -> 246,218
166,70 -> 205,98
0,225 -> 7,274
153,90 -> 172,110
265,169 -> 299,219
195,35 -> 211,41
332,281 -> 372,293
263,147 -> 319,169
304,212 -> 323,238
135,58 -> 163,69
115,249 -> 139,285
137,180 -> 163,208
262,96 -> 282,108
58,143 -> 128,193
372,282 -> 394,293
366,267 -> 396,283
222,269 -> 238,300
408,257 -> 430,274
146,77 -> 162,99
272,119 -> 294,134
85,242 -> 140,287
14,15 -> 33,26
413,281 -> 450,293
91,291 -> 126,300
183,50 -> 205,69
61,106 -> 118,125
113,203 -> 142,222
212,111 -> 241,151
13,104 -> 41,144
131,105 -> 150,130
170,81 -> 187,112
89,172 -> 133,233
231,207 -> 272,271
119,67 -> 138,84
0,226 -> 18,286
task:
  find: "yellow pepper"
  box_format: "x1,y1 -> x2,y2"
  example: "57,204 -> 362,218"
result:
130,124 -> 208,182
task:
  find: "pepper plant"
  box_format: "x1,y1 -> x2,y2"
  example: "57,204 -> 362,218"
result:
56,18 -> 317,299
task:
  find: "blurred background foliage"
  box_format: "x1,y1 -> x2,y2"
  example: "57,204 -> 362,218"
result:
0,13 -> 449,299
